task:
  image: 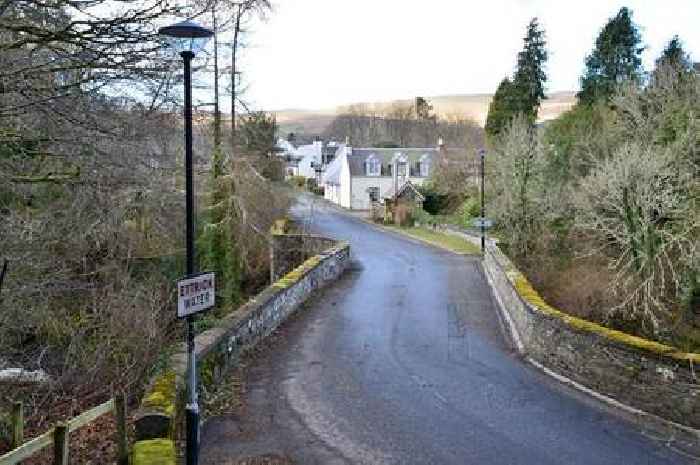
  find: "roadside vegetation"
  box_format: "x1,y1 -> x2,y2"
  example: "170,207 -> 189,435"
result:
0,0 -> 288,456
482,8 -> 699,348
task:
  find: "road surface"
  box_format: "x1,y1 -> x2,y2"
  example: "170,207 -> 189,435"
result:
201,197 -> 692,465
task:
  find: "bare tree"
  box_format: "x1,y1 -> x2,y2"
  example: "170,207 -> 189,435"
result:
574,143 -> 697,334
229,0 -> 272,151
488,115 -> 547,259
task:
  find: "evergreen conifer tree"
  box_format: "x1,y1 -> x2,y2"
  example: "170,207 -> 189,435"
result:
486,77 -> 517,137
578,7 -> 643,104
655,35 -> 692,72
200,147 -> 241,313
512,18 -> 548,120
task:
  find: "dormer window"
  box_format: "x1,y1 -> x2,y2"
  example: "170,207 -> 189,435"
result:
419,153 -> 431,177
365,154 -> 381,176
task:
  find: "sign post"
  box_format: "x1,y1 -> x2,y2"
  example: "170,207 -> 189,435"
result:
177,272 -> 215,465
472,217 -> 493,229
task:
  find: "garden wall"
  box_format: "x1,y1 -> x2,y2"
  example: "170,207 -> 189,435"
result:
131,236 -> 350,464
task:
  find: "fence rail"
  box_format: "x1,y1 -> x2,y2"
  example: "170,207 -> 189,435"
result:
0,393 -> 128,465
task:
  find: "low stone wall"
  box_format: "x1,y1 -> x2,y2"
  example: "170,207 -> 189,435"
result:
132,238 -> 350,464
270,234 -> 337,282
481,241 -> 700,430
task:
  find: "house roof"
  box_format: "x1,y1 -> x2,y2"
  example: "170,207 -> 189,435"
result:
383,180 -> 425,201
347,148 -> 437,176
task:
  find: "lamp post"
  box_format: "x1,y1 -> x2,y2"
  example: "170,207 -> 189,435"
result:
479,149 -> 486,254
158,20 -> 213,465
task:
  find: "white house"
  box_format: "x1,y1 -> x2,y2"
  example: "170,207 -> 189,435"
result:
276,138 -> 326,179
322,144 -> 440,210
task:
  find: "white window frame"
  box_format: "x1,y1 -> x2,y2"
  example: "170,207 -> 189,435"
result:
365,154 -> 381,176
368,186 -> 379,202
419,154 -> 430,177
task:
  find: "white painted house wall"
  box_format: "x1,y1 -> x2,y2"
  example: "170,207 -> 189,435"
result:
339,154 -> 352,209
297,141 -> 323,178
349,176 -> 428,210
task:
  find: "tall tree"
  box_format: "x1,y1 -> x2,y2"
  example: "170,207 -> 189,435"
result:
230,0 -> 272,152
485,18 -> 547,137
655,35 -> 692,72
485,77 -> 518,137
578,7 -> 643,104
512,18 -> 548,120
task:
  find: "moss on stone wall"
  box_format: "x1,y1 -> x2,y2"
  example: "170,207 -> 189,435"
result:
143,371 -> 177,417
132,439 -> 176,465
273,255 -> 323,289
511,271 -> 700,364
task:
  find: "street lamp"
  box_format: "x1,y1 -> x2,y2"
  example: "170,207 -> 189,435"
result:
158,19 -> 213,465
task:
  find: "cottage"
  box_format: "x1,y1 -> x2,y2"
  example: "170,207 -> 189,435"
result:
323,143 -> 442,210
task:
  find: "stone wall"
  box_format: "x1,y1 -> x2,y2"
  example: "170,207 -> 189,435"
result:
132,238 -> 350,464
481,241 -> 700,430
270,234 -> 337,282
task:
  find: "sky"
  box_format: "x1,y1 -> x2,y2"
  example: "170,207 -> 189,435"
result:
233,0 -> 700,111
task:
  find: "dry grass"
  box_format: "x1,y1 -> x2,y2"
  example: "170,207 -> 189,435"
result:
525,255 -> 618,322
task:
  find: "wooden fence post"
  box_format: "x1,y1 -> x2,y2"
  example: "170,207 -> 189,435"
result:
11,401 -> 23,449
114,393 -> 129,465
53,423 -> 69,465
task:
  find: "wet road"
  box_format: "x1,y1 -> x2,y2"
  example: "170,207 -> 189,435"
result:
201,197 -> 692,465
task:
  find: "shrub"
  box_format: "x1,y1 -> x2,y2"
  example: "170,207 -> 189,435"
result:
288,175 -> 306,188
411,207 -> 434,226
457,195 -> 481,228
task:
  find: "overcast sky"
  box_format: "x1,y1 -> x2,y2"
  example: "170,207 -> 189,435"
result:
235,0 -> 700,110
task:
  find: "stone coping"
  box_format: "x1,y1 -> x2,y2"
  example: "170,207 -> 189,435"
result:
486,242 -> 700,365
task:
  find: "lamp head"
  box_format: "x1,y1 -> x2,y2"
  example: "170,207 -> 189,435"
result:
158,20 -> 213,56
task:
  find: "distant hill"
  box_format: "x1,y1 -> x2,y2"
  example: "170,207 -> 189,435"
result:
274,91 -> 577,137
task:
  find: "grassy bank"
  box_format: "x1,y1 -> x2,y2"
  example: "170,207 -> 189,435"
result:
383,225 -> 480,255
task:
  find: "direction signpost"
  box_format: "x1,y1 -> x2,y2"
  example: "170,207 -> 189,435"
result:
472,217 -> 493,229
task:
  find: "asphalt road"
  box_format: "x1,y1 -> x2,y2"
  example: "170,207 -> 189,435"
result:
201,197 -> 693,465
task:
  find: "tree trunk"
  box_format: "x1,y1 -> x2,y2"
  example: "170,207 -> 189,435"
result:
213,9 -> 221,151
231,4 -> 242,153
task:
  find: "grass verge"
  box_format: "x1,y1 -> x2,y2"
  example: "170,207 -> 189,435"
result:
383,226 -> 480,255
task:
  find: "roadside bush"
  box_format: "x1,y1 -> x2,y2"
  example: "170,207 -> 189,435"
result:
418,182 -> 450,215
457,194 -> 481,228
289,175 -> 306,188
393,204 -> 414,227
411,207 -> 434,226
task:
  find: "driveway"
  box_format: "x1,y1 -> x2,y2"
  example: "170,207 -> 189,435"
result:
201,196 -> 692,465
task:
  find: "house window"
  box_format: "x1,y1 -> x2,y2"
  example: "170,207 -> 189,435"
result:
397,161 -> 407,177
368,187 -> 379,202
365,155 -> 381,176
420,160 -> 430,176
419,154 -> 431,177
